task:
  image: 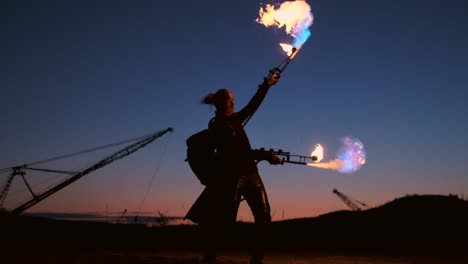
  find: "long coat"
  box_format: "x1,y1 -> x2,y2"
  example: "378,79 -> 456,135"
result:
185,82 -> 273,225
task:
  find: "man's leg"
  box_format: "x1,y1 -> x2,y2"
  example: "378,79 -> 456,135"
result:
201,186 -> 238,263
244,177 -> 272,264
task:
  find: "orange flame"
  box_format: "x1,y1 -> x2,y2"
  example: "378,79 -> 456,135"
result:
279,43 -> 294,56
256,0 -> 314,52
256,1 -> 311,37
310,144 -> 323,162
307,137 -> 367,173
308,159 -> 344,170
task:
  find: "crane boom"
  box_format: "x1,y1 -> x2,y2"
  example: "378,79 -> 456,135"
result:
0,170 -> 20,208
11,127 -> 173,214
333,189 -> 365,211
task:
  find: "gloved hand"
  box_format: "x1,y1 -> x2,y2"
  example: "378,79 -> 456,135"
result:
268,155 -> 282,165
266,74 -> 280,86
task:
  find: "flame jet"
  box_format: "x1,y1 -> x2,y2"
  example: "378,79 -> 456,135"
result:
256,0 -> 314,51
308,137 -> 367,173
255,137 -> 366,174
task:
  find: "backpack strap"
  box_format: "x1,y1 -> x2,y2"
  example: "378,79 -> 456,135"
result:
208,117 -> 215,129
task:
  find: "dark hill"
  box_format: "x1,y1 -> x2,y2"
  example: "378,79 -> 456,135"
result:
269,194 -> 468,255
2,194 -> 467,256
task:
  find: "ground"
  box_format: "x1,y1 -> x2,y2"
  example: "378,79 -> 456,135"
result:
5,249 -> 468,264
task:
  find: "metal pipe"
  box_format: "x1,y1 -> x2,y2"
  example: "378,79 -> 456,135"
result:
277,47 -> 298,73
263,47 -> 299,81
255,147 -> 317,165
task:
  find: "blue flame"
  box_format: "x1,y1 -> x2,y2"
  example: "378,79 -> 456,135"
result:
292,6 -> 314,48
337,137 -> 367,173
293,27 -> 311,48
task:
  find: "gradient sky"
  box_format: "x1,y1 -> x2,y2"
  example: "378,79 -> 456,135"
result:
2,0 -> 468,221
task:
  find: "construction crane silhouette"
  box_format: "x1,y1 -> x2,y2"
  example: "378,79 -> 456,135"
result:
333,189 -> 367,211
0,127 -> 173,214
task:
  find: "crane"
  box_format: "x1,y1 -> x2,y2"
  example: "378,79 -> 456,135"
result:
333,189 -> 367,211
0,127 -> 173,214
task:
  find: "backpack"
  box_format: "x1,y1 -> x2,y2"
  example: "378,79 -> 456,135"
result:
185,119 -> 217,185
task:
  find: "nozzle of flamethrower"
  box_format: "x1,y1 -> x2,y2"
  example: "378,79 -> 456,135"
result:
262,47 -> 298,85
254,147 -> 317,165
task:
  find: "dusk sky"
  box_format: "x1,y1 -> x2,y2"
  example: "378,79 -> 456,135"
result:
2,0 -> 468,222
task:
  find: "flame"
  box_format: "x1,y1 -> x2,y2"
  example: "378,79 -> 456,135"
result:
256,0 -> 314,50
308,137 -> 367,174
310,144 -> 323,162
279,43 -> 294,56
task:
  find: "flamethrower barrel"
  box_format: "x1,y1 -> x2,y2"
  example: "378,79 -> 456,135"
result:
255,148 -> 316,165
269,47 -> 298,77
282,154 -> 317,165
278,47 -> 298,73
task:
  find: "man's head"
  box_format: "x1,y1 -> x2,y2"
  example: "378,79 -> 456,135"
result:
202,89 -> 235,116
215,89 -> 234,116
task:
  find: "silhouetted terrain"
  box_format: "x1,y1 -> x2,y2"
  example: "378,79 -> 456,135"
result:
270,194 -> 468,256
2,194 -> 468,258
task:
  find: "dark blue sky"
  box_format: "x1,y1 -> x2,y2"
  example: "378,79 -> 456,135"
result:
1,0 -> 467,220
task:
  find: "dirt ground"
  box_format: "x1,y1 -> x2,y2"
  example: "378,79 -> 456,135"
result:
6,249 -> 468,264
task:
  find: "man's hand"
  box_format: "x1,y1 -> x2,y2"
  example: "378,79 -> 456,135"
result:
268,155 -> 282,165
266,74 -> 280,86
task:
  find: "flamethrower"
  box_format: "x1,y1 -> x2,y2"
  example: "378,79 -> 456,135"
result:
254,147 -> 318,165
254,137 -> 367,174
265,47 -> 298,80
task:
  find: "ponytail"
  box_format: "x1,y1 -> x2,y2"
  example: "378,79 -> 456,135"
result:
201,89 -> 232,109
